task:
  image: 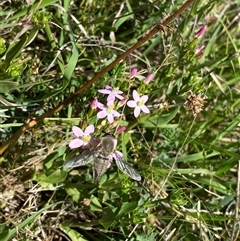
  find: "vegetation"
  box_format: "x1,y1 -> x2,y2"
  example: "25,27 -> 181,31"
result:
0,0 -> 239,240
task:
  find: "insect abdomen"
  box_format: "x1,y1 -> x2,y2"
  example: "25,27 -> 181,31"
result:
93,155 -> 110,182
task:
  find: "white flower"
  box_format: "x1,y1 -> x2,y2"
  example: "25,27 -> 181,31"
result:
127,90 -> 150,118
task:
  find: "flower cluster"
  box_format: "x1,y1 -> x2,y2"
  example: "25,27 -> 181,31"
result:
69,69 -> 153,149
93,75 -> 152,123
96,86 -> 150,121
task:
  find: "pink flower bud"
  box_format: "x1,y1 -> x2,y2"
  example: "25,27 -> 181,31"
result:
117,98 -> 128,108
116,126 -> 126,133
196,45 -> 205,58
81,120 -> 87,127
196,26 -> 207,39
130,68 -> 138,78
145,73 -> 154,84
197,51 -> 204,59
91,98 -> 98,109
196,45 -> 205,52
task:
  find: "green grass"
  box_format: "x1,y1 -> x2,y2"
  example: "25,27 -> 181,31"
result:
0,0 -> 240,240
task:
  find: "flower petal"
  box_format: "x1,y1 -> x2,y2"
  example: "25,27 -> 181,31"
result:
141,105 -> 150,114
85,124 -> 94,135
107,114 -> 114,123
141,95 -> 149,103
97,110 -> 107,119
98,89 -> 111,94
112,150 -> 123,161
72,126 -> 84,137
115,89 -> 123,94
112,110 -> 121,117
107,160 -> 112,168
107,94 -> 116,102
97,102 -> 105,109
112,138 -> 118,149
116,94 -> 124,100
105,85 -> 112,90
127,100 -> 137,108
132,90 -> 140,101
134,106 -> 141,118
107,100 -> 115,106
69,138 -> 83,149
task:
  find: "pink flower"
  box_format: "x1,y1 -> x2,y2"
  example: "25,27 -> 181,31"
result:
196,26 -> 207,39
130,68 -> 138,78
145,73 -> 154,84
97,100 -> 121,123
69,125 -> 95,149
98,85 -> 124,102
127,90 -> 150,118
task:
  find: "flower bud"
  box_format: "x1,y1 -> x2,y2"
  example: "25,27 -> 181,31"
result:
196,26 -> 207,39
130,68 -> 138,78
116,126 -> 126,134
117,98 -> 128,108
91,98 -> 99,109
195,45 -> 205,58
145,73 -> 154,84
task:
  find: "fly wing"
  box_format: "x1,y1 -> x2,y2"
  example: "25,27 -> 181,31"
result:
63,149 -> 96,169
114,152 -> 141,181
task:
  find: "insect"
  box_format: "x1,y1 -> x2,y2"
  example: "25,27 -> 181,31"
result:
63,134 -> 141,182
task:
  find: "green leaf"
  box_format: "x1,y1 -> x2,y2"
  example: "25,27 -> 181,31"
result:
99,207 -> 115,229
90,196 -> 102,212
65,186 -> 81,203
5,28 -> 38,63
43,152 -> 60,170
0,81 -> 18,93
0,224 -> 9,241
33,169 -> 68,186
115,201 -> 138,219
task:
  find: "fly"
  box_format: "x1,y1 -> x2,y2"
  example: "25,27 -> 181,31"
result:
63,134 -> 141,182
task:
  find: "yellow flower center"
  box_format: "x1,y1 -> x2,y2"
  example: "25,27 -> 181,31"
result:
107,104 -> 115,111
113,87 -> 119,91
138,100 -> 145,106
83,135 -> 91,143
